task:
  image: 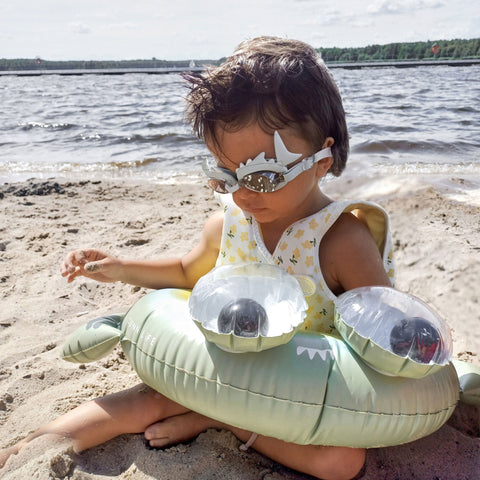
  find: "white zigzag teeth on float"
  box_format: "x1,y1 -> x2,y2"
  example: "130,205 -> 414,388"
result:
296,345 -> 335,361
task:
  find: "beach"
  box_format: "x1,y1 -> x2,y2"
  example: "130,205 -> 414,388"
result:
0,172 -> 479,479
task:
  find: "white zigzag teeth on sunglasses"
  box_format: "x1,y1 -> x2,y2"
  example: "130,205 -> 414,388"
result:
238,152 -> 266,169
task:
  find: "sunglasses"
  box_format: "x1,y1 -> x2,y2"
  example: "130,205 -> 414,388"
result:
202,131 -> 332,194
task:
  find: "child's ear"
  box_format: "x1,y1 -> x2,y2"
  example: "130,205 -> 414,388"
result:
322,136 -> 334,149
315,137 -> 334,178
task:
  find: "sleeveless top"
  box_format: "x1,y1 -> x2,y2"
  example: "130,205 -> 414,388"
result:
215,194 -> 395,334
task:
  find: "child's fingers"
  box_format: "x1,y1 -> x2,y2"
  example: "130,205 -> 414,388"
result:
61,249 -> 100,276
73,249 -> 93,265
84,261 -> 104,273
65,266 -> 82,282
60,253 -> 79,276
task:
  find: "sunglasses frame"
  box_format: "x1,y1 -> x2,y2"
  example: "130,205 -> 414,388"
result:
202,131 -> 332,194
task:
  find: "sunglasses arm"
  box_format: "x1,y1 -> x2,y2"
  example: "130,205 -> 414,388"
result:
282,147 -> 333,183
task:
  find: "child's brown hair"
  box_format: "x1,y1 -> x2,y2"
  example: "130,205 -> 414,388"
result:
184,36 -> 349,176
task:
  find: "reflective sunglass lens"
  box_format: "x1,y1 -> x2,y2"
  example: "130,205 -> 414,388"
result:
240,172 -> 283,193
207,179 -> 229,194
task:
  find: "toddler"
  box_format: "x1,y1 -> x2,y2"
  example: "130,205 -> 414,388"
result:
1,36 -> 395,480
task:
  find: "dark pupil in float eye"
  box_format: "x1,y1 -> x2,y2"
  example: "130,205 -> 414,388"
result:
217,298 -> 268,337
389,317 -> 441,363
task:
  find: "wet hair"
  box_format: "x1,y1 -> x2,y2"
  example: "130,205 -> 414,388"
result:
183,36 -> 349,176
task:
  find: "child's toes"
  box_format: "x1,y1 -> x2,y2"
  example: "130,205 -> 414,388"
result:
144,412 -> 214,449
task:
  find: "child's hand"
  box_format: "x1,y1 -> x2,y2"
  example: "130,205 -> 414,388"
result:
60,249 -> 122,283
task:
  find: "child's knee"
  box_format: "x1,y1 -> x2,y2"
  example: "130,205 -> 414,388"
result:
121,385 -> 187,430
310,446 -> 365,480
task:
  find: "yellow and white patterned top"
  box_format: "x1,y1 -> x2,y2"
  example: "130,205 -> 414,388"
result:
215,194 -> 395,334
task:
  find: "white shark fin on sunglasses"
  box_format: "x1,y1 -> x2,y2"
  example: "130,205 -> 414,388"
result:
273,131 -> 302,166
236,131 -> 302,177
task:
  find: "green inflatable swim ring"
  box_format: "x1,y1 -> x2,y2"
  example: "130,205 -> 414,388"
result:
61,267 -> 479,448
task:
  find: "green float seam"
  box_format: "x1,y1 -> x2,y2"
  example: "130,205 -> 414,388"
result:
126,340 -> 458,418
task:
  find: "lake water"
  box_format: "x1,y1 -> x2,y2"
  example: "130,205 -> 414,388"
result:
0,65 -> 479,185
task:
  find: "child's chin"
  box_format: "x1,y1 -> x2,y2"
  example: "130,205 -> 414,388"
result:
246,209 -> 274,222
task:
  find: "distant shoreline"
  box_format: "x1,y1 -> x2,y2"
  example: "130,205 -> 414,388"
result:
1,58 -> 479,76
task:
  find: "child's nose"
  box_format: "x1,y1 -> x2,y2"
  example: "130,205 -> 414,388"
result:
233,186 -> 259,202
236,185 -> 258,197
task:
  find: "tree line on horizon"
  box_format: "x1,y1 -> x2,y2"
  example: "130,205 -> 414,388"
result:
0,38 -> 479,71
317,38 -> 480,63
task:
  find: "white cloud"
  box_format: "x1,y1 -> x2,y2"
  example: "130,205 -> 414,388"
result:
69,22 -> 91,34
0,0 -> 477,60
367,0 -> 446,15
103,23 -> 137,31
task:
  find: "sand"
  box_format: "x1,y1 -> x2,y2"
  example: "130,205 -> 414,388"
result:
0,172 -> 479,479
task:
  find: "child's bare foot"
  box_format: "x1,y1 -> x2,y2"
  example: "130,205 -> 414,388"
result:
144,411 -> 223,448
1,433 -> 72,470
0,444 -> 21,469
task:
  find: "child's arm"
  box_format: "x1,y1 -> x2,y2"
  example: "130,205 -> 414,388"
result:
60,211 -> 224,290
320,213 -> 392,295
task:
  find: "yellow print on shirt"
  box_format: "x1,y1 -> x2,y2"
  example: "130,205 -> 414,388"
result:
303,319 -> 313,330
237,248 -> 247,261
309,218 -> 319,230
289,248 -> 300,265
227,224 -> 237,238
387,249 -> 394,265
315,307 -> 328,319
302,239 -> 314,250
315,294 -> 324,305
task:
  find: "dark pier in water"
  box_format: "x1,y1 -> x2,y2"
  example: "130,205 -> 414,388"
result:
1,59 -> 479,76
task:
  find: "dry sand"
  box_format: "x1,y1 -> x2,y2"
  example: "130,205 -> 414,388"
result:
0,173 -> 479,479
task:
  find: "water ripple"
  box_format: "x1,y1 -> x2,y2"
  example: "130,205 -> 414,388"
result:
0,65 -> 478,183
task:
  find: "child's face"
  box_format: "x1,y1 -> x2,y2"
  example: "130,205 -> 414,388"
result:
208,124 -> 330,226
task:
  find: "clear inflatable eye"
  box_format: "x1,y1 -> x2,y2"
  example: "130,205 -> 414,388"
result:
334,286 -> 453,378
189,263 -> 309,352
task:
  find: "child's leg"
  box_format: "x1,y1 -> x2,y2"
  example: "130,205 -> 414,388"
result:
145,412 -> 365,480
0,384 -> 188,469
233,429 -> 365,480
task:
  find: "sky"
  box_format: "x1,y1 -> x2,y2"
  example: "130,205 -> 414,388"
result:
1,0 -> 479,61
